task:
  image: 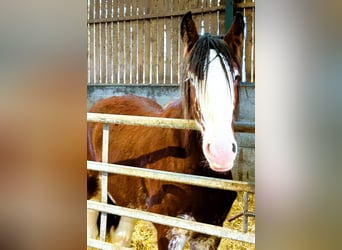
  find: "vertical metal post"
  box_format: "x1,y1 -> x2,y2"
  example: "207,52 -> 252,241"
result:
243,191 -> 249,233
225,0 -> 234,32
100,123 -> 109,242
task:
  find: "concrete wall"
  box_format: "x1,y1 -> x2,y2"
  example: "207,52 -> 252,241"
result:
87,85 -> 180,110
87,84 -> 255,182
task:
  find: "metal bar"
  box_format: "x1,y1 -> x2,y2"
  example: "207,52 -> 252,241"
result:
228,211 -> 255,222
88,112 -> 198,129
87,161 -> 255,193
243,191 -> 249,233
100,123 -> 109,241
87,113 -> 255,133
87,238 -> 133,250
88,200 -> 255,244
87,238 -> 117,250
87,6 -> 226,24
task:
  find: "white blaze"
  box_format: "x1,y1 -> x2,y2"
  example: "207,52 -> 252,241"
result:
195,49 -> 238,172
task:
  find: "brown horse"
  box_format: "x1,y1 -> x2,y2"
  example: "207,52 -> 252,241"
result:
87,11 -> 244,249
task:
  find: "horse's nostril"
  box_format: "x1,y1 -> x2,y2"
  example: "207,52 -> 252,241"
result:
232,143 -> 236,153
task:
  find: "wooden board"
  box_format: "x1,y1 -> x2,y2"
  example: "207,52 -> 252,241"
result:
87,0 -> 255,85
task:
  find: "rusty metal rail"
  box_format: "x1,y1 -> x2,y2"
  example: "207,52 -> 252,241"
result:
87,112 -> 255,133
87,200 -> 255,244
87,112 -> 255,248
88,161 -> 254,193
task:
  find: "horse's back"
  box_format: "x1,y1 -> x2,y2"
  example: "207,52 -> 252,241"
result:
88,94 -> 163,117
88,94 -> 166,160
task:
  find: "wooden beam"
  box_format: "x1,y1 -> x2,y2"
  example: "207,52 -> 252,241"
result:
87,6 -> 226,24
234,2 -> 256,9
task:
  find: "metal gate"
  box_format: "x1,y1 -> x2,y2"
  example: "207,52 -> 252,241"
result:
87,113 -> 255,249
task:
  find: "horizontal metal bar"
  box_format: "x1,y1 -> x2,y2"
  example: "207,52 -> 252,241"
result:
87,113 -> 255,133
87,238 -> 117,250
228,211 -> 255,222
87,6 -> 226,24
87,161 -> 255,193
87,112 -> 199,130
88,200 -> 255,244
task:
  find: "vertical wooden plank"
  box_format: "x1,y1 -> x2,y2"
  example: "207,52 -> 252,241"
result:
143,0 -> 151,84
177,0 -> 186,84
101,0 -> 107,84
98,0 -> 104,83
111,0 -> 118,84
88,0 -> 94,20
131,0 -> 138,84
118,0 -> 125,84
244,0 -> 253,82
94,0 -> 100,84
121,0 -> 127,84
137,0 -> 144,84
204,0 -> 212,33
88,0 -> 94,84
164,0 -> 175,85
156,0 -> 164,84
164,16 -> 171,84
218,4 -> 226,35
106,0 -> 113,84
210,0 -> 218,35
123,1 -> 128,84
135,0 -> 141,84
170,0 -> 179,84
127,2 -> 132,84
116,0 -> 123,84
189,0 -> 196,9
149,0 -> 158,84
251,3 -> 255,83
202,0 -> 211,35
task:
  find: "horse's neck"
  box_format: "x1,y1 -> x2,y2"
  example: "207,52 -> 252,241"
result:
161,98 -> 202,156
161,98 -> 184,119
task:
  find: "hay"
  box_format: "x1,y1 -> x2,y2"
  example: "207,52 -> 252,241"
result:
130,191 -> 255,249
89,192 -> 255,249
89,191 -> 255,250
131,221 -> 158,250
219,192 -> 255,250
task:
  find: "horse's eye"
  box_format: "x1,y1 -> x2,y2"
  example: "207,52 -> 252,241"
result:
188,76 -> 194,84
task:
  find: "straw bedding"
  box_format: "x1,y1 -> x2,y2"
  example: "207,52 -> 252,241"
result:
129,192 -> 255,250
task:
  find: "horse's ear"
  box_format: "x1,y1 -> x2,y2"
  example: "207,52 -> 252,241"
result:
180,11 -> 199,56
224,12 -> 244,62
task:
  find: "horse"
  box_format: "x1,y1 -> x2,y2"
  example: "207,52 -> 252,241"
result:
87,11 -> 244,249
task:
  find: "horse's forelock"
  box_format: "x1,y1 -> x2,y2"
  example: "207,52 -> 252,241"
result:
181,34 -> 240,120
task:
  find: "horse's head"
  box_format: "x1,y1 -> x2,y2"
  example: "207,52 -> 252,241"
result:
180,11 -> 244,172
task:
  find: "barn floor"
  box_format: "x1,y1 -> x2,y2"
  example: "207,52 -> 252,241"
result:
129,192 -> 256,250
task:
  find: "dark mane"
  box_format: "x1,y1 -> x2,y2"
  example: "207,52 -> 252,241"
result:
181,34 -> 241,119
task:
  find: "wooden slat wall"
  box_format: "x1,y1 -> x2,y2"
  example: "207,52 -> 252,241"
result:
87,0 -> 255,85
235,0 -> 255,83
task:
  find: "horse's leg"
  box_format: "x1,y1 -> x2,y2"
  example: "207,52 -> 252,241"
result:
87,194 -> 101,239
110,216 -> 137,247
189,234 -> 220,250
154,224 -> 171,250
87,173 -> 101,240
168,226 -> 191,250
154,214 -> 195,250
